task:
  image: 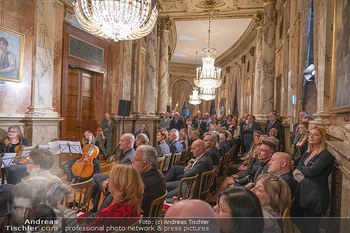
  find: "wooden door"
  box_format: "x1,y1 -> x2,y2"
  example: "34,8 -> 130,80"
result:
61,67 -> 95,142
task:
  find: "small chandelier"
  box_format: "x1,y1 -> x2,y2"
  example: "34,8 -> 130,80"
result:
199,87 -> 216,101
194,8 -> 222,89
74,0 -> 158,42
189,88 -> 202,105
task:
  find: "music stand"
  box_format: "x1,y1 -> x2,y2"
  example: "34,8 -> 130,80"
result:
48,141 -> 82,156
1,153 -> 17,169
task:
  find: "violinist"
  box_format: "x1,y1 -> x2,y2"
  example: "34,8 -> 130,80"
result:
67,130 -> 100,183
1,126 -> 29,184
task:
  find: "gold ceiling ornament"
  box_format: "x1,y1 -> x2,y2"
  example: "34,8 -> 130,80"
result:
194,0 -> 222,96
74,0 -> 158,42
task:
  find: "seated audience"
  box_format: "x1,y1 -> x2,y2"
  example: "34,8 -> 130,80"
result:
156,129 -> 170,157
85,164 -> 143,233
214,187 -> 264,233
268,152 -> 296,198
203,132 -> 220,165
67,130 -> 100,183
265,111 -> 283,148
203,113 -> 212,132
252,174 -> 291,233
291,122 -> 309,163
209,116 -> 221,132
179,131 -> 187,150
135,124 -> 150,139
90,133 -> 135,212
219,133 -> 229,157
291,126 -> 334,233
290,111 -> 308,147
165,199 -> 220,233
135,133 -> 149,147
89,145 -> 166,219
0,184 -> 14,219
169,129 -> 183,162
165,139 -> 213,198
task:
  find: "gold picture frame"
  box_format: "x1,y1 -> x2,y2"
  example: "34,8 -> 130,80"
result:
0,27 -> 25,82
330,0 -> 350,113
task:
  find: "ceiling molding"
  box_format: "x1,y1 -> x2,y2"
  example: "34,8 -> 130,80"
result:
215,19 -> 257,66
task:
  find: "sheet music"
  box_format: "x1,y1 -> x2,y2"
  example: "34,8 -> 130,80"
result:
1,153 -> 17,169
49,141 -> 82,154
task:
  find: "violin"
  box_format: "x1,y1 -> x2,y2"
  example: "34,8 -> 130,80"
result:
14,143 -> 26,164
71,132 -> 100,179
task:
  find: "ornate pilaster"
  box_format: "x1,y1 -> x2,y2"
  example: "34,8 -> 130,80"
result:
157,17 -> 172,113
253,15 -> 264,116
144,25 -> 158,116
282,0 -> 291,123
132,39 -> 142,116
257,0 -> 276,121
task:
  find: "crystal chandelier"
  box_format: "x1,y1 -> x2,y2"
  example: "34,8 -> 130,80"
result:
74,0 -> 158,42
199,87 -> 216,101
189,88 -> 202,105
194,8 -> 222,90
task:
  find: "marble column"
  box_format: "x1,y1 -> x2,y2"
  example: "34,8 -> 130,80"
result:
122,40 -> 133,101
24,0 -> 63,176
157,18 -> 172,114
282,0 -> 291,123
144,26 -> 158,115
258,0 -> 276,120
312,0 -> 333,126
132,39 -> 142,116
253,15 -> 263,116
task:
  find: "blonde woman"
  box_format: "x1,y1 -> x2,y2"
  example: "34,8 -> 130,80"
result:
291,122 -> 309,163
291,126 -> 334,233
252,174 -> 291,233
156,129 -> 170,157
85,164 -> 144,233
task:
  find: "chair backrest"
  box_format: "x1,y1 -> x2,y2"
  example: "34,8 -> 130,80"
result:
68,178 -> 93,214
158,157 -> 165,171
223,152 -> 231,177
180,149 -> 187,165
198,169 -> 216,200
186,147 -> 192,161
162,153 -> 172,173
148,191 -> 167,217
177,174 -> 198,201
172,152 -> 182,166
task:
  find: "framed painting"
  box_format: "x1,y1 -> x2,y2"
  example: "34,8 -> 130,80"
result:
0,27 -> 24,82
330,0 -> 350,113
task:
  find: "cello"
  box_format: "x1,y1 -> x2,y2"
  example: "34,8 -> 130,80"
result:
71,131 -> 100,180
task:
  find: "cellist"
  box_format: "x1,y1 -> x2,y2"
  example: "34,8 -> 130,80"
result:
0,126 -> 29,184
67,130 -> 100,183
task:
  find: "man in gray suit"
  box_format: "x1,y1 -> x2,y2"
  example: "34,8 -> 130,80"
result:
165,139 -> 213,198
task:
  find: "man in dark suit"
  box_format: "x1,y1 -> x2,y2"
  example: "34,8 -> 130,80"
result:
88,145 -> 166,219
193,113 -> 206,133
233,140 -> 276,186
265,111 -> 283,148
169,112 -> 183,131
165,139 -> 213,198
242,115 -> 261,152
169,129 -> 183,155
268,152 -> 296,198
203,132 -> 220,165
219,133 -> 230,157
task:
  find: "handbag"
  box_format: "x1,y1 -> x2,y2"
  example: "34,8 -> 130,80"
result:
292,169 -> 305,183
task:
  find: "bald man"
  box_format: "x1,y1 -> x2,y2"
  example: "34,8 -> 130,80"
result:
268,152 -> 296,198
164,200 -> 220,233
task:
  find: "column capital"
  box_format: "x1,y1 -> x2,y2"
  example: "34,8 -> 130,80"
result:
249,47 -> 255,56
158,17 -> 172,31
255,12 -> 264,27
263,0 -> 276,3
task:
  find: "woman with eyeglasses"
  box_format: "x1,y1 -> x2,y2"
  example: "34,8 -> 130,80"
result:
252,174 -> 291,233
291,122 -> 309,164
291,126 -> 334,233
84,164 -> 144,233
214,187 -> 264,233
1,126 -> 29,184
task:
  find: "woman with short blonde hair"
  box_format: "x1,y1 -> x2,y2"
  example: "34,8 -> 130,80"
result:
85,164 -> 144,233
156,129 -> 170,157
